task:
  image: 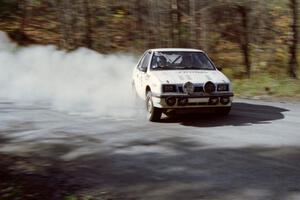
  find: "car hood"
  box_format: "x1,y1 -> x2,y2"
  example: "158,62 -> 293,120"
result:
150,70 -> 229,84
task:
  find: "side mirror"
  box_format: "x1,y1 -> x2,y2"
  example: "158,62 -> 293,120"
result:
217,66 -> 223,71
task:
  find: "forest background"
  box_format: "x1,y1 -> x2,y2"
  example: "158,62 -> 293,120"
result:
0,0 -> 300,98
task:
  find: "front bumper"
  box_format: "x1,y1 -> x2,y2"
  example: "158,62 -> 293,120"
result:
152,92 -> 234,109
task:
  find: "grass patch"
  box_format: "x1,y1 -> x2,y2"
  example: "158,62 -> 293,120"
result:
231,73 -> 300,100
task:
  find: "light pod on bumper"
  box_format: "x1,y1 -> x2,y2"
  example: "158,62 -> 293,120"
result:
209,97 -> 219,105
220,97 -> 230,105
178,97 -> 188,106
166,97 -> 177,106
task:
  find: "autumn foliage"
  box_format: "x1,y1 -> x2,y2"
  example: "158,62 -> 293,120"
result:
0,0 -> 298,78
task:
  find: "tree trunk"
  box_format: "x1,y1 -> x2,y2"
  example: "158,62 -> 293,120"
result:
289,0 -> 298,79
169,1 -> 175,47
176,0 -> 182,47
170,0 -> 180,47
147,0 -> 156,48
239,6 -> 251,78
241,43 -> 251,78
56,0 -> 72,49
155,0 -> 162,47
83,0 -> 93,49
199,8 -> 208,51
133,0 -> 145,49
189,0 -> 197,48
19,0 -> 29,33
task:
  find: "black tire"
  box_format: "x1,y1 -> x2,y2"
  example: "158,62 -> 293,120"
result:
216,107 -> 231,116
146,91 -> 162,122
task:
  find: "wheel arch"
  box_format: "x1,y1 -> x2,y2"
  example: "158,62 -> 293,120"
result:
145,86 -> 151,96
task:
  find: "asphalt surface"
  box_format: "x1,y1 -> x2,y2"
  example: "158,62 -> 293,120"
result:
0,99 -> 300,200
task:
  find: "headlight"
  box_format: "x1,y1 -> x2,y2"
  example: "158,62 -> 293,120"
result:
183,82 -> 194,95
217,84 -> 229,91
162,85 -> 177,93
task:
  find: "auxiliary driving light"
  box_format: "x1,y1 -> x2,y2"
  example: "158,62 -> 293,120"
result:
220,97 -> 230,105
183,82 -> 194,95
166,97 -> 177,106
209,97 -> 219,105
204,81 -> 216,94
178,98 -> 188,106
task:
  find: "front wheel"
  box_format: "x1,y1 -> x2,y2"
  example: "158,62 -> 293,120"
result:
146,92 -> 162,122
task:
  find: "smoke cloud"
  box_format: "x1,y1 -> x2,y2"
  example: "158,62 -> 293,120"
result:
0,31 -> 140,117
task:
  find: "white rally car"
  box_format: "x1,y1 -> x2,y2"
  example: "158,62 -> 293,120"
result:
132,48 -> 234,121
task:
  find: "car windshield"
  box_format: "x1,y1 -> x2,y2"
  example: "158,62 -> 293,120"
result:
150,51 -> 215,70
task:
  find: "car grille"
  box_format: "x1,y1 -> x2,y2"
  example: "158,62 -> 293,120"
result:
194,86 -> 204,93
177,86 -> 204,93
178,86 -> 184,93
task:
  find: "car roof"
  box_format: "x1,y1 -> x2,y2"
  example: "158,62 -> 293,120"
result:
149,48 -> 205,53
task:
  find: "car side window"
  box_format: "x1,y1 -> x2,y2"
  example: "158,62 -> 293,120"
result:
140,52 -> 151,72
137,53 -> 146,70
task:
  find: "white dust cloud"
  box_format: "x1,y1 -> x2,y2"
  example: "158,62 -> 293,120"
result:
0,31 -> 140,117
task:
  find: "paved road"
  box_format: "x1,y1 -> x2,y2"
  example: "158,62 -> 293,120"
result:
0,99 -> 300,200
